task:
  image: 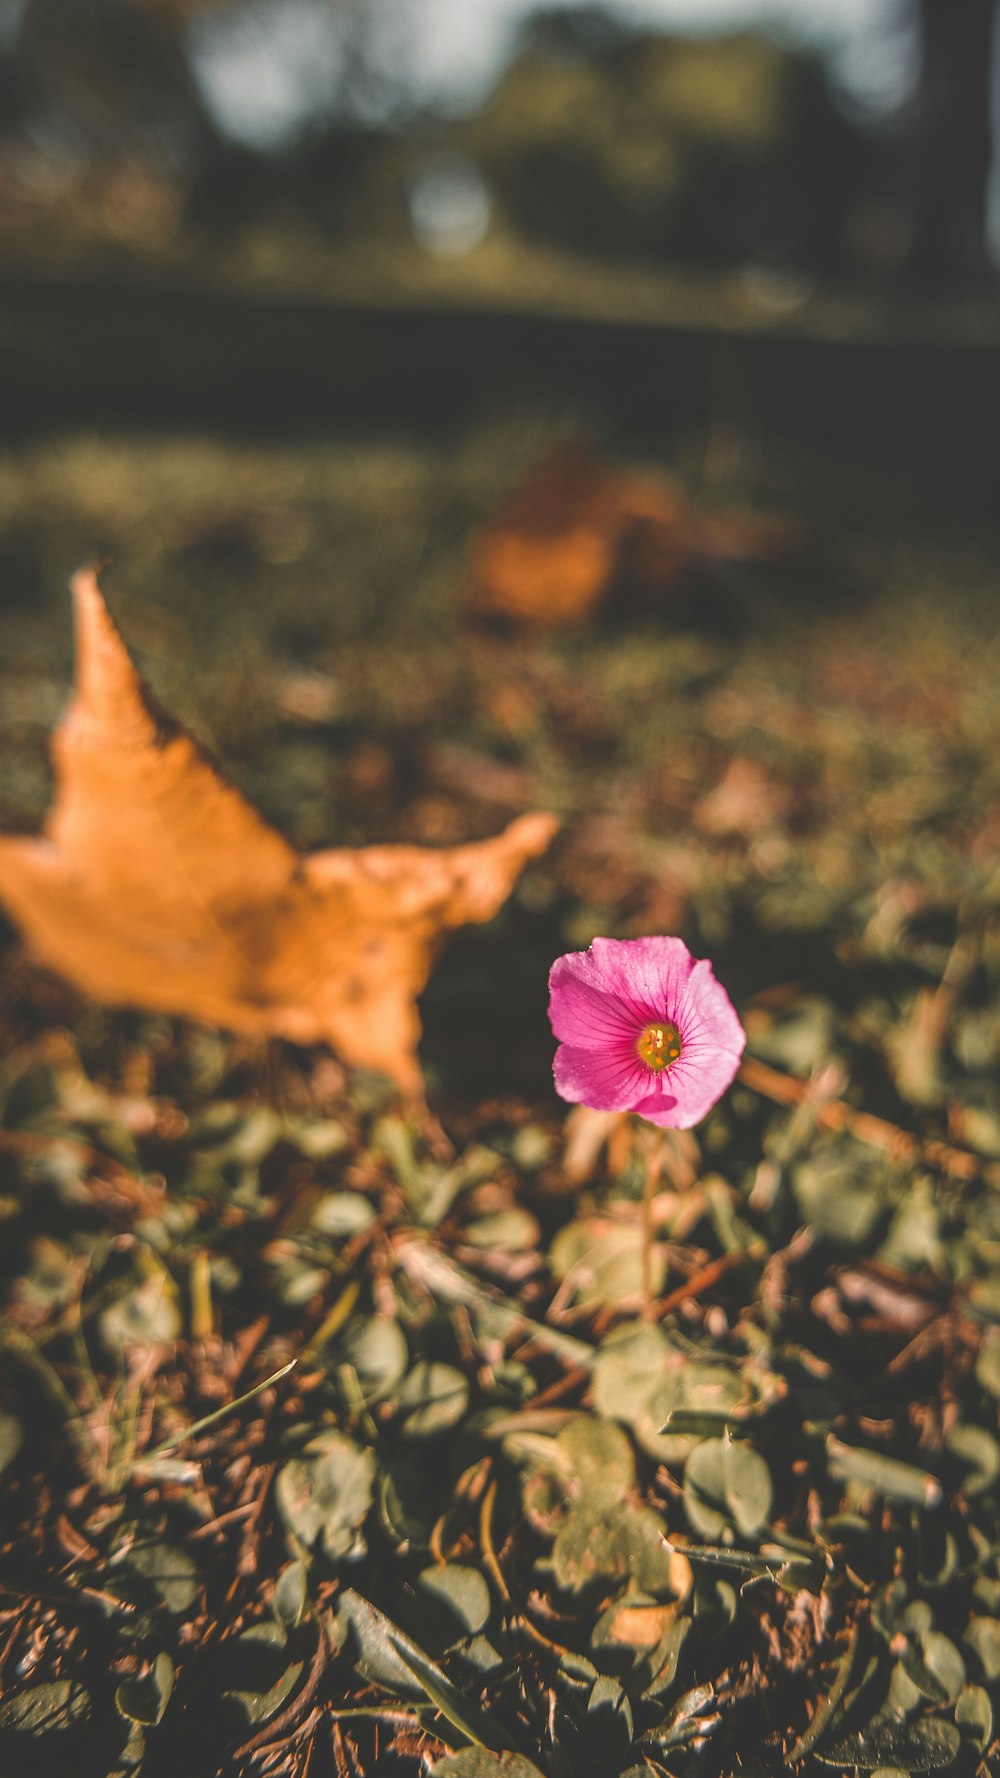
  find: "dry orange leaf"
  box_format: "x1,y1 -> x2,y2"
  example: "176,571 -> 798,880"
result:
0,569 -> 556,1092
465,443 -> 796,629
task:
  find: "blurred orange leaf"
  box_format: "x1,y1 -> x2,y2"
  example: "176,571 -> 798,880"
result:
0,570 -> 556,1092
465,443 -> 796,629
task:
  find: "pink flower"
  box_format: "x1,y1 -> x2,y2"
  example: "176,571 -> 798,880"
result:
547,935 -> 745,1129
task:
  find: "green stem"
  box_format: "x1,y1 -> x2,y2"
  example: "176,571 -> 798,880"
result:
641,1127 -> 664,1315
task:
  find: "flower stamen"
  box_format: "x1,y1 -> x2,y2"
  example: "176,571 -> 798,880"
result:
637,1020 -> 682,1072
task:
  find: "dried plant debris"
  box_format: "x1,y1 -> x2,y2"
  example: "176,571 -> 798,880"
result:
1,436 -> 1000,1776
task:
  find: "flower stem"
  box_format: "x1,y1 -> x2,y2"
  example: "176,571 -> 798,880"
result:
641,1129 -> 664,1315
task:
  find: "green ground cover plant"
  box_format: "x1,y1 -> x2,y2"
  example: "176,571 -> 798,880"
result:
0,426 -> 998,1777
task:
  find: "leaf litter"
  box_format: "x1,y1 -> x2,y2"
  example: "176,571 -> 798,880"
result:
0,433 -> 998,1777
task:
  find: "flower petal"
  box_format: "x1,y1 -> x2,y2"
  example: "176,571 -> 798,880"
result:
632,1042 -> 741,1128
548,951 -> 640,1048
553,1039 -> 649,1112
586,933 -> 699,1026
675,958 -> 746,1061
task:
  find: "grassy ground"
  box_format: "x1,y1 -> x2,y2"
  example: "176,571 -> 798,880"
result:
1,418 -> 999,1777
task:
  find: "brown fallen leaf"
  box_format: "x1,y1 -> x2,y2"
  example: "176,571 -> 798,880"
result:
0,569 -> 556,1092
465,443 -> 796,629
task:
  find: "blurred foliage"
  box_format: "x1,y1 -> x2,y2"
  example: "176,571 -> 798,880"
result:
0,0 -> 958,286
460,21 -> 856,269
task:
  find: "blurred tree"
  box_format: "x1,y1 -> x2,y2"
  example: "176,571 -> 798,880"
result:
905,0 -> 994,280
0,0 -> 268,242
0,0 -> 412,234
9,0 -> 227,170
0,0 -> 994,286
462,7 -> 861,270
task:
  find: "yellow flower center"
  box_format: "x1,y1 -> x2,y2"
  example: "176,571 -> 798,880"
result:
637,1020 -> 682,1072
